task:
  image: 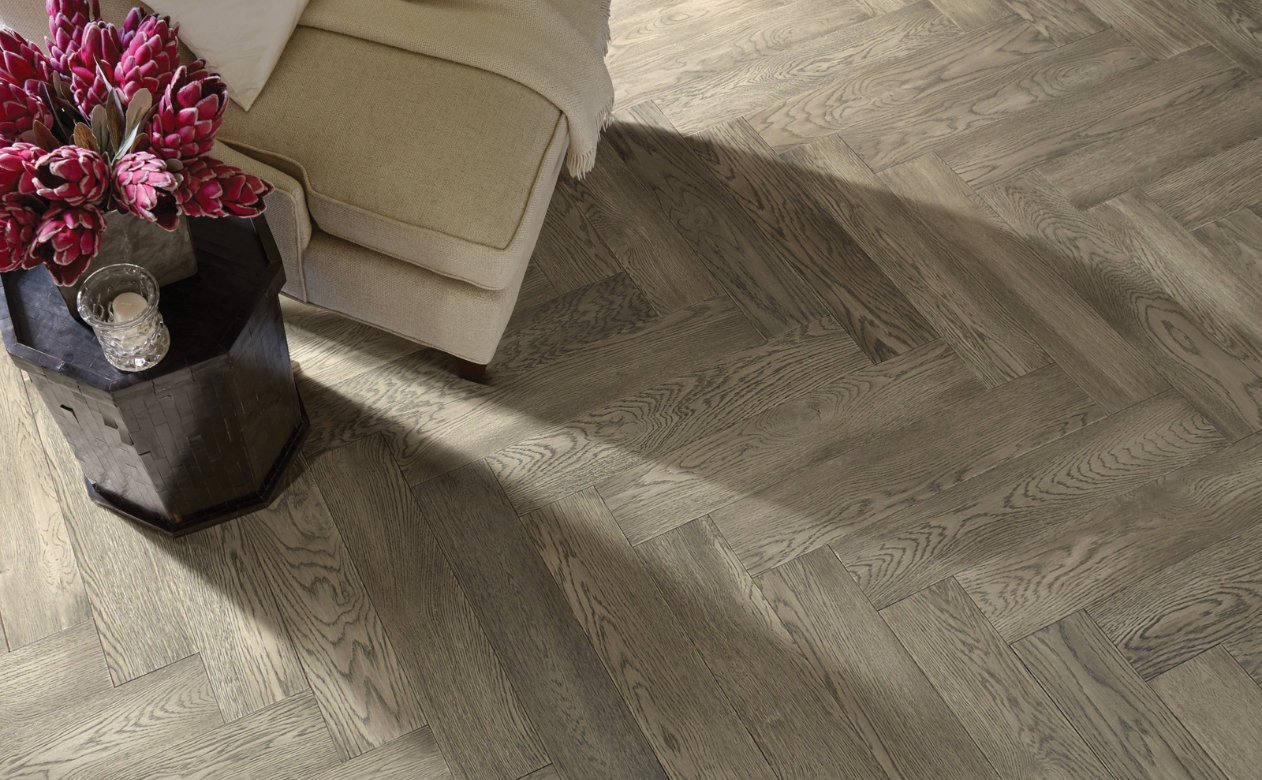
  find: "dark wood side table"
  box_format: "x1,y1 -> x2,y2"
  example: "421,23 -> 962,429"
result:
0,216 -> 307,536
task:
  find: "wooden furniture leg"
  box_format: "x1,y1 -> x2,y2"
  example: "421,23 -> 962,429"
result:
457,359 -> 488,382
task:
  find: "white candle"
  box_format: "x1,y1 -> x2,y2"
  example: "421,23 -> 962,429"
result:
111,292 -> 148,323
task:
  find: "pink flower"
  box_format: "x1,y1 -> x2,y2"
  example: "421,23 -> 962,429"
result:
176,156 -> 273,218
148,66 -> 228,161
0,82 -> 52,145
0,142 -> 42,196
31,145 -> 110,206
113,150 -> 181,230
67,20 -> 122,114
45,0 -> 100,77
0,29 -> 55,94
114,13 -> 181,102
29,202 -> 105,285
0,194 -> 40,272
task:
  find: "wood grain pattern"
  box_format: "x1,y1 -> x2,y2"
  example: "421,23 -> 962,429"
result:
1077,0 -> 1204,57
0,359 -> 89,651
1148,136 -> 1262,230
637,517 -> 888,780
878,152 -> 1166,411
655,1 -> 959,135
312,727 -> 452,780
28,391 -> 196,686
530,178 -> 623,295
412,460 -> 669,780
842,28 -> 1151,172
309,437 -> 548,780
1013,611 -> 1229,780
940,45 -> 1242,187
1194,208 -> 1262,294
1151,0 -> 1262,75
521,489 -> 778,780
983,171 -> 1262,441
697,119 -> 936,361
602,340 -> 984,546
490,317 -> 867,515
244,467 -> 428,760
957,421 -> 1254,643
999,0 -> 1106,44
1152,645 -> 1262,780
882,579 -> 1111,780
281,296 -> 425,388
607,104 -> 832,337
930,0 -> 1010,29
759,548 -> 1000,780
839,390 -> 1222,616
752,16 -> 1056,151
1225,624 -> 1262,688
161,519 -> 308,723
712,362 -> 1101,576
106,692 -> 342,780
1,654 -> 223,780
1089,517 -> 1262,680
513,261 -> 558,316
1041,77 -> 1262,210
783,135 -> 1049,385
0,621 -> 111,731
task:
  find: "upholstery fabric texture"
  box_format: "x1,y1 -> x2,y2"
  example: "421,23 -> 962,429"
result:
302,0 -> 612,177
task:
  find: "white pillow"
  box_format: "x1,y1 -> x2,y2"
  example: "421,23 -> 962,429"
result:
145,0 -> 310,110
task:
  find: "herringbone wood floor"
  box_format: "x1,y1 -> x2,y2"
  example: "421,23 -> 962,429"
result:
5,0 -> 1262,777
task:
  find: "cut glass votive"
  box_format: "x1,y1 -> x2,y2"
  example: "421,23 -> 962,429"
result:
76,263 -> 170,372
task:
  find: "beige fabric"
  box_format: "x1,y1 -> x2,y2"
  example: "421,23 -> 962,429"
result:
220,27 -> 567,289
144,0 -> 309,109
301,229 -> 528,364
301,0 -> 612,177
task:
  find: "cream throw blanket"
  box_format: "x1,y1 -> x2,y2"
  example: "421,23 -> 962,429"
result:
301,0 -> 614,177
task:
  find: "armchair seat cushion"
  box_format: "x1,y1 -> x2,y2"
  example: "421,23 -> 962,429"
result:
220,26 -> 566,290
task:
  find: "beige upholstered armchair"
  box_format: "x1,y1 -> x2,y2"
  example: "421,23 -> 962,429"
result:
3,0 -> 570,379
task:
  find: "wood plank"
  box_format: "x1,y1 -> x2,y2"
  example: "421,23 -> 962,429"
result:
1,654 -> 224,780
411,460 -> 669,780
999,0 -> 1106,44
929,0 -> 1010,29
106,692 -> 342,780
1014,612 -> 1229,780
602,340 -> 985,546
655,1 -> 959,135
608,0 -> 787,64
1148,136 -> 1262,229
1194,208 -> 1262,292
711,363 -> 1102,575
312,727 -> 452,780
489,317 -> 868,515
958,423 -> 1253,642
0,621 -> 111,731
939,45 -> 1242,187
1152,645 -> 1262,780
309,437 -> 549,780
759,548 -> 1000,780
0,353 -> 90,651
28,389 -> 196,686
303,295 -> 761,485
878,153 -> 1167,411
881,579 -> 1111,780
1077,0 -> 1204,58
1041,77 -> 1262,209
573,144 -> 723,315
514,261 -> 558,316
842,29 -> 1151,171
981,171 -> 1262,441
751,16 -> 1054,151
1097,190 -> 1262,372
244,467 -> 428,760
783,135 -> 1049,385
637,517 -> 888,780
162,519 -> 309,722
840,390 -> 1223,616
610,0 -> 871,110
1225,624 -> 1262,688
529,179 -> 623,295
281,296 -> 425,388
696,119 -> 937,361
521,489 -> 778,780
1089,517 -> 1262,679
519,767 -> 561,780
1153,0 -> 1262,76
607,104 -> 832,337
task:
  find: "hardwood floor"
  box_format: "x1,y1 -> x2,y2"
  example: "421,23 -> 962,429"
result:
5,0 -> 1262,776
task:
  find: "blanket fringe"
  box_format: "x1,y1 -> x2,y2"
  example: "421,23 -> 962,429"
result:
566,97 -> 615,179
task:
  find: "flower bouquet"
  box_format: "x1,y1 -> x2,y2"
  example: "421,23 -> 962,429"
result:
0,0 -> 272,288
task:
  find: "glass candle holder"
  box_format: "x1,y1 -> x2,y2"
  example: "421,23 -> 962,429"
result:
76,263 -> 170,372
